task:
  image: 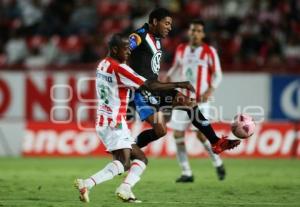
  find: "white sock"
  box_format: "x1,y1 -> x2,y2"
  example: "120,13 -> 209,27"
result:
122,159 -> 146,188
202,140 -> 223,167
175,137 -> 192,176
84,160 -> 124,190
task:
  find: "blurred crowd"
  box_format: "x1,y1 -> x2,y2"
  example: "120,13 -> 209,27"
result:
0,0 -> 300,72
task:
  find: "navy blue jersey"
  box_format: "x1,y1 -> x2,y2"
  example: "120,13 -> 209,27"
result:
128,23 -> 162,81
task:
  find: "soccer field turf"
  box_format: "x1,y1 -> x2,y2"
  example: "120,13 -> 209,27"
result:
0,157 -> 299,207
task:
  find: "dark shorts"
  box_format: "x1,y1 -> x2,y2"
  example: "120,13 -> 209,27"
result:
132,89 -> 178,121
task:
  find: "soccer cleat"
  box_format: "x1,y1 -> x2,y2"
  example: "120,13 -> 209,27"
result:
216,164 -> 226,181
116,184 -> 142,203
175,175 -> 194,183
212,136 -> 241,154
74,179 -> 90,203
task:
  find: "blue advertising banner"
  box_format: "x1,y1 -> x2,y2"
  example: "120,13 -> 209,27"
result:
271,75 -> 300,121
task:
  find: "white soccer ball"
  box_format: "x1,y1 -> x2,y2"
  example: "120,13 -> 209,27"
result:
231,114 -> 255,139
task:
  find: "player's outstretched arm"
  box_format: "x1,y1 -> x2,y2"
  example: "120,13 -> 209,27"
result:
141,80 -> 195,92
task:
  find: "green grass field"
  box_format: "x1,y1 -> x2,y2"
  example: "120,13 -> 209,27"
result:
0,157 -> 299,207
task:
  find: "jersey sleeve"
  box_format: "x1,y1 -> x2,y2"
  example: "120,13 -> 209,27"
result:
208,46 -> 222,89
167,44 -> 185,78
129,25 -> 148,51
117,63 -> 146,88
129,33 -> 142,51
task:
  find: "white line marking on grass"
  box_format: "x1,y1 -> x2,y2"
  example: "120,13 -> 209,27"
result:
140,201 -> 299,206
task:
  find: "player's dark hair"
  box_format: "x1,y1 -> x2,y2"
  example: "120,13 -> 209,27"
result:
108,33 -> 127,50
148,8 -> 171,24
190,19 -> 205,27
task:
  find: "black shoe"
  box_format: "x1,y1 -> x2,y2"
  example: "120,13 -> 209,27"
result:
175,175 -> 194,183
216,164 -> 226,181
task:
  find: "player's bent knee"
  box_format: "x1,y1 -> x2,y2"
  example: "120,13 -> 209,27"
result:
131,154 -> 148,165
156,129 -> 167,137
154,124 -> 167,137
136,153 -> 148,165
130,144 -> 148,165
139,157 -> 148,165
116,156 -> 131,171
174,130 -> 184,138
123,160 -> 131,171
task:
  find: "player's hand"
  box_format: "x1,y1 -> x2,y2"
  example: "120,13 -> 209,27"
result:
160,75 -> 171,83
165,76 -> 171,83
177,81 -> 195,92
201,87 -> 214,102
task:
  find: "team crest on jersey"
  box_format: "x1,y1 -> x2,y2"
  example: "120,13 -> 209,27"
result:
185,68 -> 194,81
151,51 -> 162,74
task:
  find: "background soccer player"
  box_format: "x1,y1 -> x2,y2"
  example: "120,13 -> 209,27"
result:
74,33 -> 194,203
128,8 -> 240,154
167,20 -> 225,183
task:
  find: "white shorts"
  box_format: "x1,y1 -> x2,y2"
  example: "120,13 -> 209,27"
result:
167,102 -> 210,131
96,117 -> 135,152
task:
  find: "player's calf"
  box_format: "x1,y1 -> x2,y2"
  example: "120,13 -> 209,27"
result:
130,144 -> 148,165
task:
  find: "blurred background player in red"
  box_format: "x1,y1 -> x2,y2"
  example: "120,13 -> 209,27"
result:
166,20 -> 225,182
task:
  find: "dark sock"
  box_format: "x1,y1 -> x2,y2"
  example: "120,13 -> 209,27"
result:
136,129 -> 160,148
186,106 -> 219,144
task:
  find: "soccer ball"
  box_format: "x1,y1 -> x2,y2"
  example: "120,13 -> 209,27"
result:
231,114 -> 255,139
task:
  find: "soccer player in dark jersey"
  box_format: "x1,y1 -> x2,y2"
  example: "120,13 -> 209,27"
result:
128,8 -> 241,154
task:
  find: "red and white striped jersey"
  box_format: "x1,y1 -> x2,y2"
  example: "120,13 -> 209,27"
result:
96,57 -> 146,127
167,43 -> 222,101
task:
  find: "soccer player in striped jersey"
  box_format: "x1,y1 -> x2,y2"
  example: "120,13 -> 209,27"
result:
167,20 -> 225,183
128,8 -> 240,155
74,33 -> 194,203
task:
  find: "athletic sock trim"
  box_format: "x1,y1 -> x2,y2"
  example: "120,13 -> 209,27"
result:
90,177 -> 97,186
131,162 -> 143,170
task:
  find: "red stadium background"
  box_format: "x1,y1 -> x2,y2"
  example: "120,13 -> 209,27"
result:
24,121 -> 300,158
0,71 -> 299,158
0,0 -> 299,159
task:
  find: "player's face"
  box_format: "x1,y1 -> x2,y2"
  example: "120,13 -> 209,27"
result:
156,16 -> 172,38
188,24 -> 205,45
117,39 -> 131,62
